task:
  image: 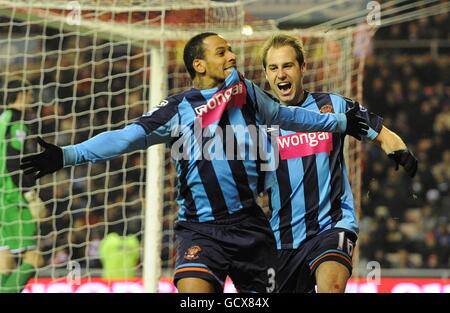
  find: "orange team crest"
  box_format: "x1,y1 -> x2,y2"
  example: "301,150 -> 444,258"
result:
184,245 -> 202,261
319,103 -> 334,113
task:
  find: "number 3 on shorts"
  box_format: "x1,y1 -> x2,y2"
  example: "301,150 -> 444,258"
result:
266,267 -> 276,293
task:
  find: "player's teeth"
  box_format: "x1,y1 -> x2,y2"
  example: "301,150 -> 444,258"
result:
278,82 -> 291,90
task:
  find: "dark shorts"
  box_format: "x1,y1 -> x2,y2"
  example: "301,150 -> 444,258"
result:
173,206 -> 278,293
277,227 -> 357,293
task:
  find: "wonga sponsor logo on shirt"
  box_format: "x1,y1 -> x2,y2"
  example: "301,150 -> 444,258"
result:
277,132 -> 333,160
195,81 -> 247,128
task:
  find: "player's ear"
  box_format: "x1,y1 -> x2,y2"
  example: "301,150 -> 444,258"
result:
301,62 -> 306,74
263,66 -> 268,79
193,59 -> 206,75
300,62 -> 306,75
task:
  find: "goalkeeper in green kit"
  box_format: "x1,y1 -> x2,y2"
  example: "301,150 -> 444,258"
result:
0,80 -> 46,293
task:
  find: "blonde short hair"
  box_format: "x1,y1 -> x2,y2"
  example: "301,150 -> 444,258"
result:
260,34 -> 305,69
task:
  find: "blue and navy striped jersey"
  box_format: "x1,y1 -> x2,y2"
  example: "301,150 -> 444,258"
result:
63,69 -> 350,223
267,91 -> 383,249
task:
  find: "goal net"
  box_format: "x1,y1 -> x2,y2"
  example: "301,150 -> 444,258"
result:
0,0 -> 372,292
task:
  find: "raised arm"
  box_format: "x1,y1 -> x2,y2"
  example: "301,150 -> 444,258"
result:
5,114 -> 35,190
245,79 -> 368,139
6,113 -> 48,218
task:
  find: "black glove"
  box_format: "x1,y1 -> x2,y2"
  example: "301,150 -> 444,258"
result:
20,137 -> 64,180
388,149 -> 418,178
344,103 -> 369,141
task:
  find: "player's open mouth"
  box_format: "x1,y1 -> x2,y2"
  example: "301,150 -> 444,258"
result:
277,82 -> 292,95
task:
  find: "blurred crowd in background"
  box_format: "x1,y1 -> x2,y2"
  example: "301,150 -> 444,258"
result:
359,12 -> 449,269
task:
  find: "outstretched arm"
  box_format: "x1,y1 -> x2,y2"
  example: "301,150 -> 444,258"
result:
374,125 -> 418,177
21,95 -> 180,180
245,79 -> 368,139
20,123 -> 148,180
63,123 -> 147,166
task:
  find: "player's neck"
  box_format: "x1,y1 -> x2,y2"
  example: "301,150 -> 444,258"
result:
9,93 -> 28,112
193,75 -> 220,90
9,101 -> 26,112
284,89 -> 306,107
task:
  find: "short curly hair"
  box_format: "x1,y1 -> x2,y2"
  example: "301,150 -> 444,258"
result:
183,32 -> 218,79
